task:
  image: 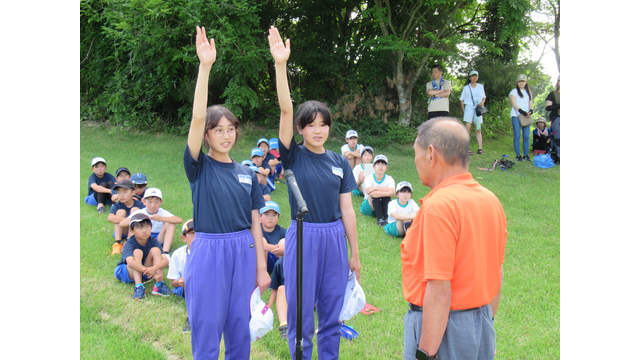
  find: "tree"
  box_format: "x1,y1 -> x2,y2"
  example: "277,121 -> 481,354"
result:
529,0 -> 560,73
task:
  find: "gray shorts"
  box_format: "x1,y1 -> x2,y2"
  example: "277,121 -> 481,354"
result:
404,303 -> 495,360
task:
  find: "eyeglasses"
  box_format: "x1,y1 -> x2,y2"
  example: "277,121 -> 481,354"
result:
210,127 -> 237,138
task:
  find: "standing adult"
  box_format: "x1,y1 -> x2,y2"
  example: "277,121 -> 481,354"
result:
545,75 -> 560,158
509,74 -> 534,161
402,117 -> 507,360
459,70 -> 487,155
426,65 -> 452,120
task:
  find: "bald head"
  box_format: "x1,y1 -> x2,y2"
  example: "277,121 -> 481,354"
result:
416,117 -> 470,169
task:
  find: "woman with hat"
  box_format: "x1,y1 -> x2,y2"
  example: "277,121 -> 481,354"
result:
532,117 -> 552,153
459,70 -> 487,155
509,74 -> 534,161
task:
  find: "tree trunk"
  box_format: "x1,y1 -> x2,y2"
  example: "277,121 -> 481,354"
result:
397,83 -> 412,126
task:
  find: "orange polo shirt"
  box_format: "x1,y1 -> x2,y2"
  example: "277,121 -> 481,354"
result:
401,173 -> 507,309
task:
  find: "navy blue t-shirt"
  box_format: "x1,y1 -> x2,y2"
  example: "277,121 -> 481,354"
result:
260,183 -> 272,197
279,136 -> 357,223
117,235 -> 163,266
184,145 -> 265,234
262,224 -> 288,246
109,199 -> 144,216
87,172 -> 116,196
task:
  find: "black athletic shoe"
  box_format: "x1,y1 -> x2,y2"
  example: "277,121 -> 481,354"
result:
378,219 -> 387,227
523,155 -> 531,162
516,155 -> 523,162
183,318 -> 191,333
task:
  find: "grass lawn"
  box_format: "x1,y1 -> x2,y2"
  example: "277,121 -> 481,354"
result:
80,121 -> 559,359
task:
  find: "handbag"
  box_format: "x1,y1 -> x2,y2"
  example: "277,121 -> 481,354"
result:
518,114 -> 533,127
468,84 -> 488,116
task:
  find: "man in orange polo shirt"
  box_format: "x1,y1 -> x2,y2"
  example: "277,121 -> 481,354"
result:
401,117 -> 507,360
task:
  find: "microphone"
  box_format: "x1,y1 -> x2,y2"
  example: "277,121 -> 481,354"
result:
283,170 -> 309,215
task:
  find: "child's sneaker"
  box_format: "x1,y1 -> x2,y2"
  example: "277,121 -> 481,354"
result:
111,241 -> 124,255
132,285 -> 145,301
152,282 -> 171,297
278,324 -> 288,340
183,318 -> 191,333
403,221 -> 412,233
97,205 -> 105,213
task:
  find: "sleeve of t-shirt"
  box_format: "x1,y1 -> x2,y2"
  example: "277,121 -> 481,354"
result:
426,82 -> 432,92
421,205 -> 457,281
278,226 -> 287,239
340,144 -> 349,155
459,85 -> 469,101
387,176 -> 396,192
387,200 -> 398,220
509,88 -> 518,98
109,203 -> 120,215
261,184 -> 272,196
120,241 -> 136,265
157,208 -> 174,218
278,136 -> 297,169
545,91 -> 556,103
339,156 -> 358,194
167,252 -> 181,280
184,144 -> 204,183
410,199 -> 420,213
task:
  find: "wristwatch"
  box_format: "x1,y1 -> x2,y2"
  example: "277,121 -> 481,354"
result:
415,348 -> 438,360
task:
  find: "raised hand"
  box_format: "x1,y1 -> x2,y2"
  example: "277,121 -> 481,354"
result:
268,26 -> 290,65
195,26 -> 216,66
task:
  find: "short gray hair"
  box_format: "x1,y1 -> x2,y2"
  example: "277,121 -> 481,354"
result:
416,117 -> 469,168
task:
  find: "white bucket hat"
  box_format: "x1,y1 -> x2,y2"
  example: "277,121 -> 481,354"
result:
339,270 -> 366,321
249,287 -> 274,342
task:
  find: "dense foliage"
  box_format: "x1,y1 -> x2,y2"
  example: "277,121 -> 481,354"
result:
80,0 -> 558,140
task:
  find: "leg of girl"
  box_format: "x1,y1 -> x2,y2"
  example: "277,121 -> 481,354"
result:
511,116 -> 521,157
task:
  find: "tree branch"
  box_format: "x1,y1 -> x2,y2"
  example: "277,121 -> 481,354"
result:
80,38 -> 94,65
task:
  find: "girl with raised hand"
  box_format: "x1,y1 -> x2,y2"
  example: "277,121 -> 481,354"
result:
269,26 -> 362,360
184,26 -> 270,360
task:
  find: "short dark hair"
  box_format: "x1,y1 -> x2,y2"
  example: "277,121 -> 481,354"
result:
362,149 -> 373,156
416,117 -> 469,168
431,64 -> 444,72
397,186 -> 412,193
203,105 -> 240,150
294,100 -> 332,130
131,219 -> 152,230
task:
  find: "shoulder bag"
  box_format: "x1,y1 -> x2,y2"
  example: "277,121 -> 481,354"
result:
469,84 -> 488,116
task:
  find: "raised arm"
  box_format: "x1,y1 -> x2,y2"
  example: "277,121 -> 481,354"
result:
187,26 -> 217,161
269,26 -> 293,149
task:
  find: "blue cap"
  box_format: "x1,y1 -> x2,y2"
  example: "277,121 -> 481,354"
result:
257,138 -> 269,146
241,160 -> 253,166
249,165 -> 260,174
260,201 -> 280,215
251,148 -> 264,158
373,154 -> 388,165
131,173 -> 148,185
269,138 -> 279,150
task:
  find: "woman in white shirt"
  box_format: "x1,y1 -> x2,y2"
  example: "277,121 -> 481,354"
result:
509,74 -> 534,161
459,70 -> 486,155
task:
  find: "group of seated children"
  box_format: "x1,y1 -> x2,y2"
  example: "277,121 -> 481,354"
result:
245,137 -> 283,192
341,132 -> 420,238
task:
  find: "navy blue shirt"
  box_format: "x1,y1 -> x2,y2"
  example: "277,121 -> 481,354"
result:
87,172 -> 116,196
262,224 -> 288,246
279,136 -> 357,223
184,145 -> 265,234
260,183 -> 272,197
109,199 -> 144,216
117,235 -> 163,266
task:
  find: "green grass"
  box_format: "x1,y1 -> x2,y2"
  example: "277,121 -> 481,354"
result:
80,122 -> 559,359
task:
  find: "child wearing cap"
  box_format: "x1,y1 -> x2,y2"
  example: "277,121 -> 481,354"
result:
351,146 -> 374,197
268,137 -> 284,182
167,219 -> 195,333
259,201 -> 287,273
250,166 -> 272,201
124,188 -> 183,254
532,117 -> 552,153
384,181 -> 420,237
84,157 -> 117,213
108,180 -> 145,255
110,167 -> 131,203
341,130 -> 364,169
267,257 -> 288,340
361,155 -> 396,227
130,173 -> 148,202
252,147 -> 276,191
114,212 -> 171,300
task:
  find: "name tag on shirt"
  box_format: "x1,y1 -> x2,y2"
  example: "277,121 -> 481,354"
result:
238,174 -> 252,185
332,166 -> 343,179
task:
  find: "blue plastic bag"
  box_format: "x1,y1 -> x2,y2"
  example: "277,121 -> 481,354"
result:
534,154 -> 555,169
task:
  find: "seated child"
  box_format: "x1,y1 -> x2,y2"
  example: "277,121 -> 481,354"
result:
250,166 -> 272,201
260,201 -> 287,273
532,117 -> 552,153
268,137 -> 284,182
360,155 -> 396,227
125,188 -> 183,254
113,212 -> 171,300
167,219 -> 195,333
130,173 -> 148,202
384,181 -> 420,237
111,167 -> 131,203
108,180 -> 144,255
268,257 -> 288,340
351,146 -> 374,197
241,159 -> 253,167
341,130 -> 364,169
251,147 -> 275,191
84,157 -> 116,213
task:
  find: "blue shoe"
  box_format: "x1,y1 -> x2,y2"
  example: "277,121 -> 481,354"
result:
132,286 -> 145,301
152,282 -> 171,297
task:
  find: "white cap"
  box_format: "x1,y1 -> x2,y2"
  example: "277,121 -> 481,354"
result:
91,157 -> 106,166
143,188 -> 162,199
360,146 -> 373,157
339,270 -> 366,321
395,181 -> 413,193
346,130 -> 358,138
373,154 -> 388,165
249,287 -> 273,342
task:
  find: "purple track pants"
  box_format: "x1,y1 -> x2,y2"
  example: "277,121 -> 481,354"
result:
185,230 -> 257,360
284,219 -> 349,360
